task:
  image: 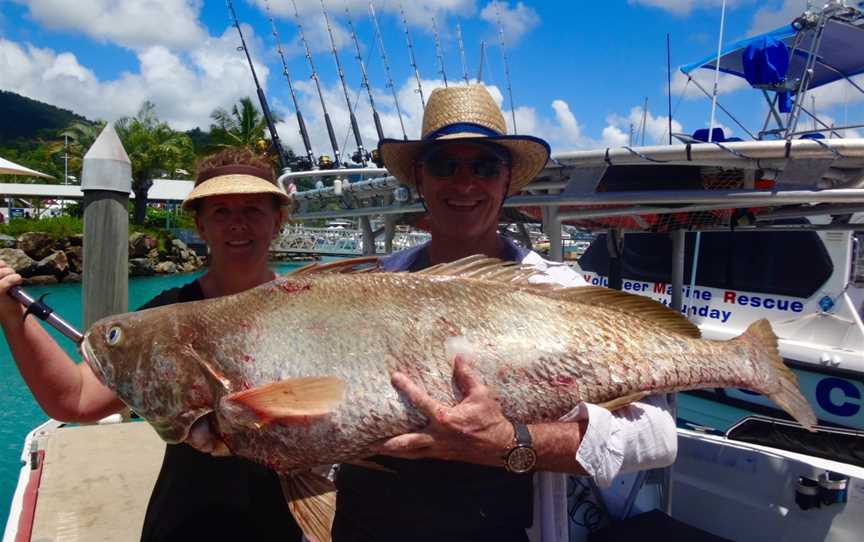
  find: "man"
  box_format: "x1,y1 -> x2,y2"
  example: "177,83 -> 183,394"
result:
332,85 -> 677,541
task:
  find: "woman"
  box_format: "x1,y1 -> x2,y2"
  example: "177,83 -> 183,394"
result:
0,148 -> 303,541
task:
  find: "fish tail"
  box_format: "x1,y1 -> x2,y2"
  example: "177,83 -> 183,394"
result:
738,319 -> 817,431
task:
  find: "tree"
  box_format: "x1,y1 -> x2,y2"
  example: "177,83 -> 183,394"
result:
47,120 -> 107,181
116,102 -> 195,225
209,97 -> 271,153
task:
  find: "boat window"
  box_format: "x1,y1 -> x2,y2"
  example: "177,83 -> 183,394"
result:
578,226 -> 833,299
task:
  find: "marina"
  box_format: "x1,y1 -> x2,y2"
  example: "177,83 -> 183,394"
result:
2,1 -> 864,541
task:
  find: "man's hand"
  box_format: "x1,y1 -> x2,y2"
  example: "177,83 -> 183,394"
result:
371,355 -> 514,467
186,415 -> 232,456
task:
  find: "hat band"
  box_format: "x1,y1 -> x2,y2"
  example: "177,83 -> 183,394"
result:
425,123 -> 502,140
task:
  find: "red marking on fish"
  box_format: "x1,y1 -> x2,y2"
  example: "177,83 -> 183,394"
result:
242,354 -> 254,364
553,375 -> 576,387
277,281 -> 312,295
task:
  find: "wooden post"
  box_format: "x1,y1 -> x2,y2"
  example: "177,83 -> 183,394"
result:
81,124 -> 131,329
360,216 -> 375,256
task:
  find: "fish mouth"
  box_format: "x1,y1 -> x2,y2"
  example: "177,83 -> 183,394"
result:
80,334 -> 104,381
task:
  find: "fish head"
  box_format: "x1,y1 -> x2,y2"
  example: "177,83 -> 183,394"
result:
81,306 -> 216,444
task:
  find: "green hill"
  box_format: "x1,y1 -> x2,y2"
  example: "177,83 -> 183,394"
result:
0,91 -> 91,141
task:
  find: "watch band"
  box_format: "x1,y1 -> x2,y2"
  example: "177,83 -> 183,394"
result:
504,421 -> 537,474
513,421 -> 533,447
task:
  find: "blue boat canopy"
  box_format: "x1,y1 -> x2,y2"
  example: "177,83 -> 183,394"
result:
681,18 -> 864,90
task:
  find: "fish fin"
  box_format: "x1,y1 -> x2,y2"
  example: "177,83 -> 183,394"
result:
415,255 -> 546,284
737,319 -> 817,431
187,345 -> 232,393
599,392 -> 648,411
343,458 -> 397,474
288,256 -> 380,276
222,377 -> 345,426
279,471 -> 336,542
546,286 -> 702,338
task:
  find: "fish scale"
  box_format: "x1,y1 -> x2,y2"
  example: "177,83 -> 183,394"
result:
80,258 -> 818,541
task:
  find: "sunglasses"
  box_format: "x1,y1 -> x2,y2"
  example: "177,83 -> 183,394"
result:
420,156 -> 509,179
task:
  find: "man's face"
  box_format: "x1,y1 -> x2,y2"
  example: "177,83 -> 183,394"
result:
415,143 -> 511,240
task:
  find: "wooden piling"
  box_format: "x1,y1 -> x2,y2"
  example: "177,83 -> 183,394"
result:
81,124 -> 131,328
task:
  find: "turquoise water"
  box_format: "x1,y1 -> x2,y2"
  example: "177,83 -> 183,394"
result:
0,262 -> 310,532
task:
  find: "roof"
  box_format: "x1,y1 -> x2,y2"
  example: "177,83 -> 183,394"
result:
682,17 -> 864,90
0,156 -> 54,179
0,179 -> 194,201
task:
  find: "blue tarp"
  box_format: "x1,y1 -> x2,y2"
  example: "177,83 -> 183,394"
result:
681,19 -> 864,90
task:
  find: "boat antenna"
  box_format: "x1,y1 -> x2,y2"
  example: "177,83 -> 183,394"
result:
399,2 -> 425,108
708,0 -> 728,143
456,23 -> 470,84
495,1 -> 518,133
667,33 -> 673,145
345,4 -> 385,143
320,0 -> 368,166
477,40 -> 486,82
640,97 -> 649,145
290,0 -> 341,168
432,16 -> 448,87
225,0 -> 289,172
263,0 -> 317,170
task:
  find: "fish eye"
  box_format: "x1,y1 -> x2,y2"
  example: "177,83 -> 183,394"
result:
106,326 -> 123,346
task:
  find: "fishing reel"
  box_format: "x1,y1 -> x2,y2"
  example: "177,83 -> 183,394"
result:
318,155 -> 337,170
287,157 -> 314,172
351,148 -> 372,166
370,149 -> 384,168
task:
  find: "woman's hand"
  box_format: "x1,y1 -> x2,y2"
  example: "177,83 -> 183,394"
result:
0,259 -> 24,324
371,355 -> 514,467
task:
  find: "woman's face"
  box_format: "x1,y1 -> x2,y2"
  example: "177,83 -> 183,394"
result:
194,193 -> 282,272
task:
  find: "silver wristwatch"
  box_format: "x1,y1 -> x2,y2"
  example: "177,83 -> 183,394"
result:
504,421 -> 536,474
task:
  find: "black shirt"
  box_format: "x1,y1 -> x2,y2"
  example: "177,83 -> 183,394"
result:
138,280 -> 302,542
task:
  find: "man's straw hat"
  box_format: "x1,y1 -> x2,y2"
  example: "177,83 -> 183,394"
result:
378,85 -> 550,195
181,164 -> 291,212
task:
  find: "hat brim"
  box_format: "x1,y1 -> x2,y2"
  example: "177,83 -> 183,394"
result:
181,174 -> 292,211
379,134 -> 551,195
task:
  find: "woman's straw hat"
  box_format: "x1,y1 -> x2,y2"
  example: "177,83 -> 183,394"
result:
181,164 -> 291,212
378,85 -> 550,195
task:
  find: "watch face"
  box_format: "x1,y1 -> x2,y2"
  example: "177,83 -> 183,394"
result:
506,446 -> 537,474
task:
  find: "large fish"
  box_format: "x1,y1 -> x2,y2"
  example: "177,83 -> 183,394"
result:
81,256 -> 816,541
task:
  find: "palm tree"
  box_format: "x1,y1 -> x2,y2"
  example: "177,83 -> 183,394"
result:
116,102 -> 195,225
209,97 -> 272,152
45,120 -> 106,182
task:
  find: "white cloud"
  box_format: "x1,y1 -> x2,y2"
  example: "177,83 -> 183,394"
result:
605,106 -> 684,147
479,1 -> 540,44
11,0 -> 207,50
748,0 -> 808,36
0,26 -> 269,130
628,0 -> 750,17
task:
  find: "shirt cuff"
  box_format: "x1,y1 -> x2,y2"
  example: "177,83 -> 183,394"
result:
562,402 -> 624,488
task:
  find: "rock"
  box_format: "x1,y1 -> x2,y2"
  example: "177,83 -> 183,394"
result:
155,261 -> 177,274
33,251 -> 68,278
129,232 -> 158,258
146,248 -> 160,260
68,234 -> 84,247
180,262 -> 198,273
64,246 -> 82,274
0,234 -> 16,248
24,275 -> 58,285
17,232 -> 55,260
0,248 -> 36,274
171,238 -> 189,252
62,272 -> 82,283
129,258 -> 156,276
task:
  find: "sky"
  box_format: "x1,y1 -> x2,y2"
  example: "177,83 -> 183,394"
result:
1,0 -> 862,159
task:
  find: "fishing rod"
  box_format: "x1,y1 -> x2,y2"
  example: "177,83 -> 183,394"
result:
320,0 -> 368,166
369,1 -> 407,140
226,0 -> 289,172
456,23 -> 470,84
399,3 -> 425,108
263,0 -> 316,171
290,0 -> 341,168
432,16 -> 448,87
495,1 -> 518,134
8,287 -> 83,344
477,40 -> 486,82
345,4 -> 384,143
